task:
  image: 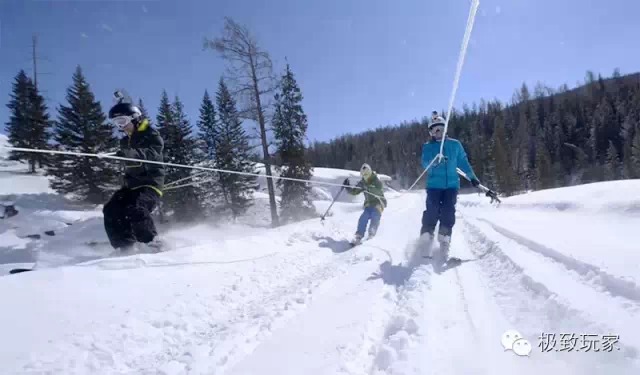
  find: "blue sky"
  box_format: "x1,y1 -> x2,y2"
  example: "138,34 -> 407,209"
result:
1,0 -> 639,143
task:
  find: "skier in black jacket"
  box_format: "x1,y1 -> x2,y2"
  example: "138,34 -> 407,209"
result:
102,101 -> 165,251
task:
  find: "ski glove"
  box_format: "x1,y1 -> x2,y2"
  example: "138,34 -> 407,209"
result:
471,178 -> 480,187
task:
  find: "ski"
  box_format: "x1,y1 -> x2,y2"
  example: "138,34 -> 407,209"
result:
9,268 -> 34,274
7,242 -> 167,275
350,234 -> 376,247
350,239 -> 364,248
445,257 -> 462,265
86,240 -> 111,247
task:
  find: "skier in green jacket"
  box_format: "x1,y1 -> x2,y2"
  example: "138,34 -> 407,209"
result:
343,163 -> 387,245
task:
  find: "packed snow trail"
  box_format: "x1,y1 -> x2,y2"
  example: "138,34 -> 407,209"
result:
2,182 -> 640,374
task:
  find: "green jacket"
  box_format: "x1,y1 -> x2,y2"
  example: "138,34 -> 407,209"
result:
346,172 -> 387,211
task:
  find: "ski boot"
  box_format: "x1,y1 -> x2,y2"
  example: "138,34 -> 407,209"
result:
144,236 -> 166,253
419,232 -> 435,258
438,234 -> 451,257
351,233 -> 364,247
438,234 -> 461,264
112,243 -> 139,257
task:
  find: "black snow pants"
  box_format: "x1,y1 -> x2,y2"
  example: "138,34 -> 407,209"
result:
103,187 -> 160,250
420,188 -> 458,237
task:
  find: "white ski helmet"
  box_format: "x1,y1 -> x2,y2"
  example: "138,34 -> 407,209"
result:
429,112 -> 446,129
360,163 -> 372,179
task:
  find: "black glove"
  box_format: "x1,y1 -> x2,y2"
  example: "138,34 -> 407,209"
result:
471,178 -> 480,188
343,178 -> 350,186
485,189 -> 500,203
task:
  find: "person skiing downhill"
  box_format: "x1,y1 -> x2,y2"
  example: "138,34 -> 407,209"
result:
102,97 -> 165,252
420,112 -> 481,258
343,163 -> 387,245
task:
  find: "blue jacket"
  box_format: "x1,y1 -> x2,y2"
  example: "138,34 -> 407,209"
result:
421,136 -> 477,189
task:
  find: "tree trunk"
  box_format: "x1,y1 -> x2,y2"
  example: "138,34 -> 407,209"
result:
249,54 -> 279,227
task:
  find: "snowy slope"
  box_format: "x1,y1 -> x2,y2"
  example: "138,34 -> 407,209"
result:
478,180 -> 640,214
0,134 -> 54,194
1,176 -> 640,374
0,134 -> 101,272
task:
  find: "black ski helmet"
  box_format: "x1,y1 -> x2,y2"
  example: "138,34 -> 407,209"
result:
108,90 -> 143,126
108,102 -> 142,121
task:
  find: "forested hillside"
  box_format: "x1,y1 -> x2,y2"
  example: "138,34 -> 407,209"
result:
308,71 -> 640,195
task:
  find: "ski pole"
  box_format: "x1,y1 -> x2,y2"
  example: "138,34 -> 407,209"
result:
455,168 -> 501,204
320,186 -> 345,222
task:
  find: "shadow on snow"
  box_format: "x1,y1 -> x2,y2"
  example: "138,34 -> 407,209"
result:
312,235 -> 353,253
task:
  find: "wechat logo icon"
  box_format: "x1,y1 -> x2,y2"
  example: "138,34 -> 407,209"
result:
501,329 -> 532,357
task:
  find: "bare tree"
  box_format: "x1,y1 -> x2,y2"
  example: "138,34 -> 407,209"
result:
204,17 -> 279,227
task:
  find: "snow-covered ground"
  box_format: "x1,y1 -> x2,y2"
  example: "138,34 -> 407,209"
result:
1,135 -> 639,374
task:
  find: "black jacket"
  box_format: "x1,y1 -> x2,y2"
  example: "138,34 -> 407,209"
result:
118,119 -> 165,195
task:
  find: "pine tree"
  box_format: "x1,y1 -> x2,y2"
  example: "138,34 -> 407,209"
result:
534,137 -> 554,190
215,78 -> 257,220
198,90 -> 218,160
5,71 -> 33,168
271,64 -> 315,223
605,140 -> 622,180
47,66 -> 119,203
632,129 -> 640,177
490,115 -> 518,195
5,70 -> 52,172
620,114 -> 637,178
154,91 -> 173,222
156,91 -> 174,148
156,93 -> 200,221
137,98 -> 150,122
28,79 -> 52,170
195,90 -> 224,214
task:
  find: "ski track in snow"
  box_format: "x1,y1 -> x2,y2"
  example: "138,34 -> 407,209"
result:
461,219 -> 640,369
472,216 -> 640,302
464,217 -> 640,333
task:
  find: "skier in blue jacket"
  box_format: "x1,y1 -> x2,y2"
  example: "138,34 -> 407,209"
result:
420,112 -> 481,257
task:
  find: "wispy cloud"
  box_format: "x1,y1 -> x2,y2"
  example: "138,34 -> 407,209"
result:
81,33 -> 89,39
496,6 -> 502,15
142,5 -> 148,13
100,23 -> 113,32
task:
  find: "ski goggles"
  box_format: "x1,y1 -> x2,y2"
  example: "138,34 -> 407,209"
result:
110,115 -> 133,129
430,124 -> 445,134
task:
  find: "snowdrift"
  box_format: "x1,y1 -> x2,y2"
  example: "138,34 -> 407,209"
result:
460,179 -> 640,214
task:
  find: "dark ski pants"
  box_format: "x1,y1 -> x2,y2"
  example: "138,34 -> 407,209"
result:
103,187 -> 160,250
357,206 -> 382,237
421,188 -> 458,237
